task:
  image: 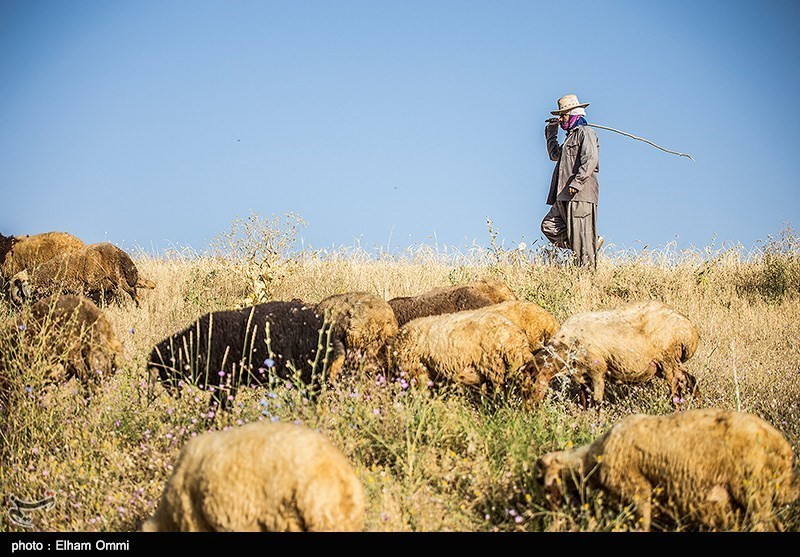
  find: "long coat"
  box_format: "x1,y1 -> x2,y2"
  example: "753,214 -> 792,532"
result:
545,123 -> 600,205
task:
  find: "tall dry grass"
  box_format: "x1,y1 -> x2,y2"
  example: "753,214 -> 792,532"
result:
1,218 -> 799,532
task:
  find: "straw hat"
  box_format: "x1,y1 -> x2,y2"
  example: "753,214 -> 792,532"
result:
551,94 -> 590,115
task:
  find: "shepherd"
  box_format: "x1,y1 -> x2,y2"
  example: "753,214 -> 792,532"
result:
541,94 -> 602,270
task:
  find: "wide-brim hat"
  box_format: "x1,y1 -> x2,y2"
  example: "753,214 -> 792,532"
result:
551,94 -> 590,115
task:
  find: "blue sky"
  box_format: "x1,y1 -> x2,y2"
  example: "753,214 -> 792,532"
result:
1,0 -> 798,257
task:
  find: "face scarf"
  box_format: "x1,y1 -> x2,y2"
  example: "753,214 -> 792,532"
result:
560,114 -> 587,131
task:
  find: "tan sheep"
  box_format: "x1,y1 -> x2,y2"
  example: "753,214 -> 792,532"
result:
2,294 -> 123,402
388,278 -> 517,327
141,421 -> 366,532
388,308 -> 537,402
17,242 -> 156,307
472,300 -> 559,352
1,231 -> 85,303
534,408 -> 800,531
526,300 -> 699,408
315,291 -> 399,377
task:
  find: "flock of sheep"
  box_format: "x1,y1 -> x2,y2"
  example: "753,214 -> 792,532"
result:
2,230 -> 799,532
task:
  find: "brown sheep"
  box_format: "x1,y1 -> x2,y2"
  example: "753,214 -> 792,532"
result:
15,242 -> 156,307
534,408 -> 800,531
525,300 -> 699,408
315,291 -> 399,376
388,278 -> 517,327
141,421 -> 365,532
388,308 -> 537,403
2,294 -> 123,402
0,231 -> 85,303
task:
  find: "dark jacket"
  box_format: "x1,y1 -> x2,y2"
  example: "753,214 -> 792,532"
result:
545,123 -> 600,205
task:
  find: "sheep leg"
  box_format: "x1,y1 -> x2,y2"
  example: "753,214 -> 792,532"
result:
619,476 -> 654,531
660,361 -> 696,408
584,360 -> 608,407
634,492 -> 652,532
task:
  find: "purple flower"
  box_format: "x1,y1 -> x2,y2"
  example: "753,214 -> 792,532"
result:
264,358 -> 275,368
17,324 -> 26,331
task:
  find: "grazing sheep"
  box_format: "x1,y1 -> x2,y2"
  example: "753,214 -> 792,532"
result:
0,231 -> 85,303
388,278 -> 517,327
534,408 -> 800,531
147,300 -> 345,411
472,300 -> 559,352
3,294 -> 123,399
388,308 -> 537,402
141,421 -> 366,532
525,300 -> 699,408
16,242 -> 156,307
315,291 -> 399,375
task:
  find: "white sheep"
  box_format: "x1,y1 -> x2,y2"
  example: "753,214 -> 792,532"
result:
141,421 -> 365,532
535,408 -> 800,531
527,300 -> 699,408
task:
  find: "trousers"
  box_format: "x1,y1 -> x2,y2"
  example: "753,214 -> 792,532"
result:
541,200 -> 598,269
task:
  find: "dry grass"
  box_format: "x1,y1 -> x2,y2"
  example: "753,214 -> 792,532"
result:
1,220 -> 799,532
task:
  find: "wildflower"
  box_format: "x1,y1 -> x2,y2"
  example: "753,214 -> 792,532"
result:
17,324 -> 26,331
218,371 -> 226,377
264,358 -> 275,368
207,411 -> 215,419
375,375 -> 386,386
673,395 -> 685,405
399,378 -> 409,390
373,408 -> 380,416
270,415 -> 280,422
165,433 -> 173,439
227,395 -> 234,401
129,327 -> 135,334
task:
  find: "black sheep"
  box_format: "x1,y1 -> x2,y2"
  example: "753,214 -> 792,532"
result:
147,300 -> 345,411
